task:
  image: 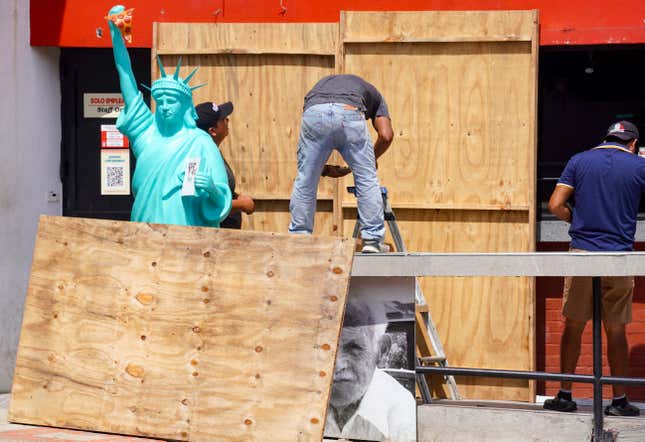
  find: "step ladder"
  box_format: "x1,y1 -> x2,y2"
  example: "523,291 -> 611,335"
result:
348,186 -> 461,402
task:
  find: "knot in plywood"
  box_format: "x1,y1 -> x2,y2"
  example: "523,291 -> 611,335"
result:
135,292 -> 154,305
125,364 -> 144,378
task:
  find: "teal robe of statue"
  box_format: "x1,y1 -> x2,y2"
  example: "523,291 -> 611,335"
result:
117,92 -> 232,227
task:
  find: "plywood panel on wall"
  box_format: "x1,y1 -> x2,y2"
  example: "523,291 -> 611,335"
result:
151,12 -> 539,401
340,10 -> 538,401
9,216 -> 354,441
156,22 -> 338,55
154,23 -> 339,235
245,200 -> 335,235
341,41 -> 532,210
342,208 -> 530,253
342,10 -> 536,43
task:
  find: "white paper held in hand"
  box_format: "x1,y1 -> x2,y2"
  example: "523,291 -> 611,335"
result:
181,158 -> 201,196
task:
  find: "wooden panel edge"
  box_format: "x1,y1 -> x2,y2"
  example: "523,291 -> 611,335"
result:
527,8 -> 540,402
155,49 -> 336,56
7,214 -> 48,421
342,36 -> 532,43
319,237 -> 355,427
155,22 -> 338,55
342,10 -> 539,42
341,202 -> 531,211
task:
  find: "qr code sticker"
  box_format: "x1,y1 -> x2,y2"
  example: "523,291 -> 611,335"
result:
106,166 -> 125,189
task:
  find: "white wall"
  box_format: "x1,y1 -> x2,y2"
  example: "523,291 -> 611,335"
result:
0,0 -> 61,392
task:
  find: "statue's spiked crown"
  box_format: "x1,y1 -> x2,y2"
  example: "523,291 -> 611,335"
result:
143,56 -> 205,99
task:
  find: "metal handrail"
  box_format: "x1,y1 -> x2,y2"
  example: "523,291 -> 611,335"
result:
352,252 -> 645,441
351,251 -> 645,277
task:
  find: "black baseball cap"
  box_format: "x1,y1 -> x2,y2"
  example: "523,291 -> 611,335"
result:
605,120 -> 639,141
195,101 -> 234,131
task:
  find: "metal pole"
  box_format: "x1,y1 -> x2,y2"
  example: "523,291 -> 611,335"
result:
592,276 -> 604,441
417,366 -> 596,383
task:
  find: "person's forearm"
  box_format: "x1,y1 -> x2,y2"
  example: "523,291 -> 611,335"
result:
374,136 -> 392,160
550,204 -> 572,223
231,199 -> 245,213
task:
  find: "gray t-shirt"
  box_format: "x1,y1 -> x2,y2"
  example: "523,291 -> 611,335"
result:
303,75 -> 390,120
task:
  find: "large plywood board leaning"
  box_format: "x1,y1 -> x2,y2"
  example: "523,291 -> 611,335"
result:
9,216 -> 355,441
339,10 -> 539,401
154,23 -> 339,234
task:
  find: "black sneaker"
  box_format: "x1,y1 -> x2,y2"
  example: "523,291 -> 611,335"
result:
543,396 -> 578,412
605,402 -> 640,416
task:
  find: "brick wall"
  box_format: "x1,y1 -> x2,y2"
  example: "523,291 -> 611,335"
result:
537,242 -> 645,400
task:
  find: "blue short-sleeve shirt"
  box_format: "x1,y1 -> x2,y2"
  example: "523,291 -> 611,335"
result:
558,143 -> 645,251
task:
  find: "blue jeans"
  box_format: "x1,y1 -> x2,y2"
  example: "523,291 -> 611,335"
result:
289,103 -> 385,240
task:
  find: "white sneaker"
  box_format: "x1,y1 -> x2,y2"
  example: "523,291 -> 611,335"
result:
361,240 -> 390,253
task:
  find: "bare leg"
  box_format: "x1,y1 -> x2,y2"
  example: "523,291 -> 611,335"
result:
560,318 -> 587,391
604,321 -> 628,398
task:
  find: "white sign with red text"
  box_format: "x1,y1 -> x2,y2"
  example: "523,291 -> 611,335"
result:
84,93 -> 125,118
100,125 -> 129,148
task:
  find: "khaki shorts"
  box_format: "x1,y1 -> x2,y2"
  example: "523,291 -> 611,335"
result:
562,250 -> 634,324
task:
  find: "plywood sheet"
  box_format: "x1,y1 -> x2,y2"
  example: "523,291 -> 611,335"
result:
343,208 -> 530,253
156,23 -> 338,55
343,207 -> 533,401
9,216 -> 354,441
340,9 -> 538,401
341,41 -> 533,209
344,207 -> 534,401
244,200 -> 336,236
153,23 -> 337,202
342,10 -> 536,43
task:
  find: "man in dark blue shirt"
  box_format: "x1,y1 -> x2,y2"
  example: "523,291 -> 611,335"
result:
545,121 -> 645,416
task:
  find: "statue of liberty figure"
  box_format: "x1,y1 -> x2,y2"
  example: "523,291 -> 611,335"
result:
106,5 -> 231,227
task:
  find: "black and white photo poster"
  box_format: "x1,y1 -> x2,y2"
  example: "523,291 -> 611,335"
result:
325,276 -> 416,442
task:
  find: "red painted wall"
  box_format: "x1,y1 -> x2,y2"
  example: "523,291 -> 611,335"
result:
31,0 -> 645,48
537,242 -> 645,400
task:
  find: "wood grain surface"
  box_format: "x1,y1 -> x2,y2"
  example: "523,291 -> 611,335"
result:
151,10 -> 539,401
243,200 -> 335,235
156,23 -> 338,55
9,216 -> 354,441
341,43 -> 533,210
339,10 -> 538,401
342,10 -> 536,43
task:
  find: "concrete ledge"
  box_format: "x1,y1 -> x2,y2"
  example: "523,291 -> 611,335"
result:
538,220 -> 645,242
352,252 -> 645,277
418,403 -> 645,442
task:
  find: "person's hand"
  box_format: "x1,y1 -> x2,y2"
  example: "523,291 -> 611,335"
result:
321,164 -> 351,178
237,194 -> 255,214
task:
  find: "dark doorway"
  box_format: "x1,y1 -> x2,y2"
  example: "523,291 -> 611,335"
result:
538,44 -> 645,219
60,48 -> 150,220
